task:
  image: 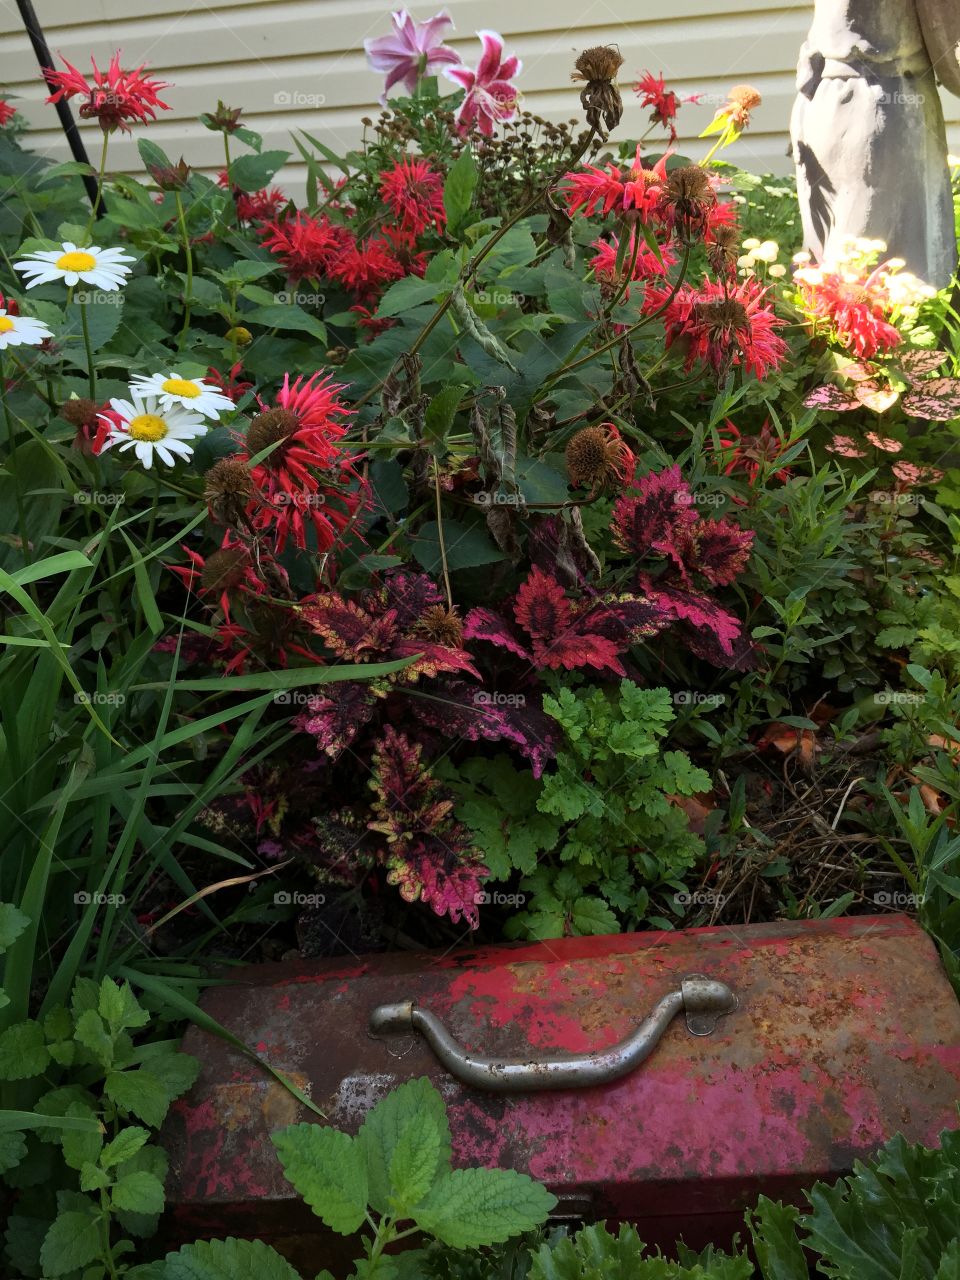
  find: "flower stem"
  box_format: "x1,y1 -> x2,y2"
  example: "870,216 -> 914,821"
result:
83,132 -> 110,242
175,190 -> 194,348
433,457 -> 453,609
0,351 -> 33,568
79,298 -> 97,398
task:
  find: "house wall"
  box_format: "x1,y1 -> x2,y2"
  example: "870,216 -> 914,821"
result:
2,1 -> 960,197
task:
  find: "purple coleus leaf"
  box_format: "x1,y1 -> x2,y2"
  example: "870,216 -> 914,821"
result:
687,518 -> 755,587
377,570 -> 445,628
302,594 -> 398,660
639,578 -> 744,661
463,606 -> 531,659
384,835 -> 488,928
406,680 -> 561,777
902,378 -> 960,421
803,384 -> 860,411
610,464 -> 698,569
583,592 -> 673,646
294,682 -> 381,758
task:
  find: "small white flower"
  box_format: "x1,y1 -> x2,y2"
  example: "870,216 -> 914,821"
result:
128,372 -> 236,420
0,307 -> 53,350
742,237 -> 761,250
753,239 -> 779,263
98,391 -> 208,469
767,263 -> 787,278
13,241 -> 135,291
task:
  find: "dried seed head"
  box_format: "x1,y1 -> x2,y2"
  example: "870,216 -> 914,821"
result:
667,165 -> 711,202
694,298 -> 750,336
565,424 -> 633,490
663,165 -> 716,244
418,604 -> 464,648
572,45 -> 624,84
200,546 -> 249,594
246,408 -> 300,459
60,397 -> 98,428
204,457 -> 254,526
727,84 -> 762,112
707,224 -> 741,275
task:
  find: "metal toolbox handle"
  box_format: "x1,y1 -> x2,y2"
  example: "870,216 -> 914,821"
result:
369,973 -> 737,1092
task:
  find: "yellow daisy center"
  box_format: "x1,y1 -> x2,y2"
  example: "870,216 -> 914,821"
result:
0,316 -> 15,333
56,251 -> 97,272
128,413 -> 169,442
161,377 -> 201,398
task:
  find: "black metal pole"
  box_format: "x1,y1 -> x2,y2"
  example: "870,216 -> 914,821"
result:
15,0 -> 106,216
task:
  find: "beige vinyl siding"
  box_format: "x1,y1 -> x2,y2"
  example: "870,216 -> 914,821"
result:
2,0 -> 960,199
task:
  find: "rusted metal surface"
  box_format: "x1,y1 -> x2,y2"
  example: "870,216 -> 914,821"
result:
163,915 -> 960,1257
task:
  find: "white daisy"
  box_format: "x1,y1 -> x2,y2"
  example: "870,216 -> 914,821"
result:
0,307 -> 53,350
98,391 -> 209,469
128,372 -> 236,420
13,241 -> 135,291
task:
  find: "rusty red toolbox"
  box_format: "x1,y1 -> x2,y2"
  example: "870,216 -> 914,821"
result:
163,914 -> 960,1261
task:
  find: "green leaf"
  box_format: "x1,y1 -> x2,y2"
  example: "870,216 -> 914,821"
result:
747,1197 -> 808,1280
444,148 -> 478,233
138,137 -> 173,172
0,1129 -> 27,1174
61,1103 -> 102,1171
411,519 -> 506,574
104,1067 -> 177,1128
74,1008 -> 114,1069
40,1208 -> 102,1277
228,150 -> 291,192
111,1169 -> 166,1215
0,902 -> 30,950
242,304 -> 326,342
377,275 -> 445,318
359,1077 -> 452,1215
570,896 -> 620,936
100,1126 -> 151,1169
272,1123 -> 368,1235
65,296 -> 125,352
0,1019 -> 51,1079
162,1237 -> 303,1280
425,385 -> 467,443
35,160 -> 97,187
98,978 -> 150,1033
414,1167 -> 555,1248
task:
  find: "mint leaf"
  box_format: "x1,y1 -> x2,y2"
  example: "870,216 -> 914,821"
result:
0,1019 -> 50,1079
111,1169 -> 165,1215
388,1109 -> 445,1213
0,1129 -> 27,1174
74,1008 -> 114,1068
272,1124 -> 368,1235
162,1237 -> 303,1280
101,1126 -> 150,1169
99,979 -> 150,1033
39,1208 -> 101,1277
414,1167 -> 556,1248
359,1077 -> 452,1216
60,1102 -> 102,1170
104,1067 -> 174,1128
0,902 -> 29,950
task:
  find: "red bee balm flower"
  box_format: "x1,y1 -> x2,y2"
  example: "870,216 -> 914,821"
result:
240,373 -> 363,553
794,265 -> 902,360
44,51 -> 171,132
329,235 -> 406,302
444,30 -> 521,137
635,70 -> 696,141
647,276 -> 787,381
0,99 -> 17,127
564,148 -> 668,221
590,231 -> 676,298
260,212 -> 350,282
217,171 -> 286,224
379,156 -> 446,234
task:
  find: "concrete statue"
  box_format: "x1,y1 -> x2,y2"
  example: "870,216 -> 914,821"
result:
791,1 -> 960,288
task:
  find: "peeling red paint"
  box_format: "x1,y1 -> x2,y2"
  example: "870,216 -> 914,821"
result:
162,915 -> 960,1252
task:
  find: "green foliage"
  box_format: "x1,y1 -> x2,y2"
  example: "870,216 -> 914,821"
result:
2,977 -> 198,1279
448,681 -> 709,936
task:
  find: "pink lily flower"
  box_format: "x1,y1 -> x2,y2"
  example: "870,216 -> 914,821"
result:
364,9 -> 461,103
444,29 -> 521,137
